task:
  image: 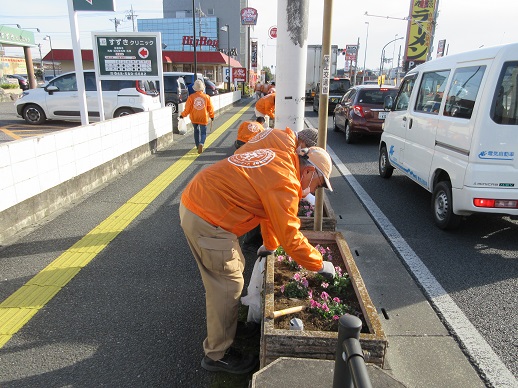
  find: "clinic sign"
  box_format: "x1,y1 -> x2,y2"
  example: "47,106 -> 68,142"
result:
93,33 -> 161,79
73,0 -> 115,11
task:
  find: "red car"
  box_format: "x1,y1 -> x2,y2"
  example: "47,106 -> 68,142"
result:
333,84 -> 398,143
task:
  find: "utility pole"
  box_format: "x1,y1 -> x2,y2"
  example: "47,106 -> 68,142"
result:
125,5 -> 138,32
109,17 -> 122,32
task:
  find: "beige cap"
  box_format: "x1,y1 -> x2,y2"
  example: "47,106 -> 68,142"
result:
297,128 -> 318,148
305,146 -> 333,191
193,79 -> 205,91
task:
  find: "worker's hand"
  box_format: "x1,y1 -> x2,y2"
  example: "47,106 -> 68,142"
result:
318,261 -> 336,281
257,245 -> 274,258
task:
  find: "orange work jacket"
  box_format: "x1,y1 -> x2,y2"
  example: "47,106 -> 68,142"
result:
255,93 -> 275,118
180,91 -> 214,125
237,120 -> 265,143
181,148 -> 324,271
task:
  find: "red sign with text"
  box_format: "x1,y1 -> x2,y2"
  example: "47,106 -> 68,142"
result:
232,67 -> 247,82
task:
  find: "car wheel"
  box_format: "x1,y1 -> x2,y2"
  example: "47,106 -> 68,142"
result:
114,108 -> 134,117
23,104 -> 46,125
333,115 -> 339,132
432,181 -> 462,230
379,145 -> 394,178
166,101 -> 178,115
345,122 -> 354,144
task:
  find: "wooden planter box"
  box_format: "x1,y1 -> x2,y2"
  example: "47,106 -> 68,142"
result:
299,193 -> 337,231
260,230 -> 387,368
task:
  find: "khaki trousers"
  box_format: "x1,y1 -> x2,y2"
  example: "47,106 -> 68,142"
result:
179,203 -> 245,361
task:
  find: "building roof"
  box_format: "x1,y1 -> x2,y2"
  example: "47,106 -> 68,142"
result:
43,49 -> 242,67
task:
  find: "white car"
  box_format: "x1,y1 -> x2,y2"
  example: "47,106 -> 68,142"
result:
15,70 -> 161,125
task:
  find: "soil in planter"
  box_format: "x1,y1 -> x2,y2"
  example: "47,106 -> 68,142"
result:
273,243 -> 368,333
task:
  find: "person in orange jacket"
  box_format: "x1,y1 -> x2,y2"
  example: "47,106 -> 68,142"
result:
235,126 -> 319,251
179,79 -> 215,154
179,146 -> 334,375
234,117 -> 265,149
255,92 -> 275,128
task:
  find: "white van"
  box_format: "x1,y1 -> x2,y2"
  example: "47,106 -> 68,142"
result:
15,70 -> 161,125
379,43 -> 518,229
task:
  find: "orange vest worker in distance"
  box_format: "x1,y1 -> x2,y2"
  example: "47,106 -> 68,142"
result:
235,117 -> 265,149
255,93 -> 275,119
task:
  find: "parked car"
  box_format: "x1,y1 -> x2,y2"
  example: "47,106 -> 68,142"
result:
7,74 -> 29,90
313,77 -> 351,114
204,78 -> 219,96
157,73 -> 189,115
164,71 -> 203,94
15,70 -> 160,125
333,84 -> 398,143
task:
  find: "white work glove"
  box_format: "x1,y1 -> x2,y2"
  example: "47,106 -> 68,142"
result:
257,245 -> 274,258
318,261 -> 336,281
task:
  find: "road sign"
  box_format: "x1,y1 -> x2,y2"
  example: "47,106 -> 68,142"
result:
268,26 -> 277,39
72,0 -> 115,11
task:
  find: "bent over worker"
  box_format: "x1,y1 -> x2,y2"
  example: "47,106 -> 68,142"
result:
179,79 -> 215,154
234,117 -> 265,149
179,146 -> 335,375
254,92 -> 275,128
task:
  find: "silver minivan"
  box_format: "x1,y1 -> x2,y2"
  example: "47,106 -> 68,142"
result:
15,70 -> 161,125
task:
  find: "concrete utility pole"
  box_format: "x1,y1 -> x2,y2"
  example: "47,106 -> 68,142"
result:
314,0 -> 333,231
274,0 -> 310,132
109,17 -> 122,32
125,6 -> 138,32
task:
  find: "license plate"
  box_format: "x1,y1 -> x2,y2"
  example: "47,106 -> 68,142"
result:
378,111 -> 388,120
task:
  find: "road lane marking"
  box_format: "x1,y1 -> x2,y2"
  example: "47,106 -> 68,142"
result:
327,145 -> 517,388
0,127 -> 22,140
0,101 -> 254,349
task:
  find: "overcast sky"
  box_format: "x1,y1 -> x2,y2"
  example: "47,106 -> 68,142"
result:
1,0 -> 517,72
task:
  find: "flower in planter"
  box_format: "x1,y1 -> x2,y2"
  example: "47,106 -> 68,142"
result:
297,199 -> 315,217
281,272 -> 310,299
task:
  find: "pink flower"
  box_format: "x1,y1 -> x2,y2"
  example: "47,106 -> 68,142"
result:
301,277 -> 309,288
320,291 -> 330,301
308,290 -> 313,299
280,285 -> 285,293
293,273 -> 301,281
322,303 -> 330,312
321,282 -> 329,289
333,315 -> 340,320
333,297 -> 341,303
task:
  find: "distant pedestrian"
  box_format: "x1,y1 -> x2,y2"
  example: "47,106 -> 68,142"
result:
254,82 -> 262,101
179,79 -> 215,154
235,117 -> 265,149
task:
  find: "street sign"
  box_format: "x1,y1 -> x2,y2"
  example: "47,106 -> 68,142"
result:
72,0 -> 115,11
93,33 -> 161,79
268,26 -> 277,39
232,67 -> 247,82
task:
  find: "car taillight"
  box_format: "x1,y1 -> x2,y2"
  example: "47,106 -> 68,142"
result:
473,198 -> 518,208
353,105 -> 364,117
136,81 -> 146,95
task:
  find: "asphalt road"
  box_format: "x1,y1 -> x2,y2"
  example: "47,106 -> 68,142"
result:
305,109 -> 518,381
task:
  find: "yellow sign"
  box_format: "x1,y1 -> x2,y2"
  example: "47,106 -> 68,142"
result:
405,0 -> 436,69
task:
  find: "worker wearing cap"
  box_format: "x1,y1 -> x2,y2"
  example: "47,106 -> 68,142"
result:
236,126 -> 319,251
235,117 -> 265,149
255,92 -> 275,128
267,81 -> 276,94
179,79 -> 215,154
179,146 -> 334,375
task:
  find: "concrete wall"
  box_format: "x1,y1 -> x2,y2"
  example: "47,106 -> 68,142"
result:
0,91 -> 242,243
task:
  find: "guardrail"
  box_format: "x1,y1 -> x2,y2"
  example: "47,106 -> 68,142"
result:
333,314 -> 373,388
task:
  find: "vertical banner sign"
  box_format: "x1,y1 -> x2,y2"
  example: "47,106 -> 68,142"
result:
404,0 -> 437,71
251,41 -> 258,68
240,7 -> 258,25
321,55 -> 330,95
93,33 -> 161,80
436,39 -> 446,58
345,45 -> 358,61
72,0 -> 115,11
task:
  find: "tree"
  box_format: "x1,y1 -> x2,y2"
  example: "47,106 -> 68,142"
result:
262,66 -> 273,82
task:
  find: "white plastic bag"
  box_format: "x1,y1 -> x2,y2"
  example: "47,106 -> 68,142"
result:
241,257 -> 265,323
177,118 -> 187,135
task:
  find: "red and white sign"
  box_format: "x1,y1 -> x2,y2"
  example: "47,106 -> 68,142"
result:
241,7 -> 258,26
138,47 -> 149,59
268,26 -> 277,39
232,67 -> 247,82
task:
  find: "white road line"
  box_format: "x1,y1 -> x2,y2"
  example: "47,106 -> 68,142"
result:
327,145 -> 518,388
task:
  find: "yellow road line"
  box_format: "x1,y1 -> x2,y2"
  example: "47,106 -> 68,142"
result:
0,101 -> 254,348
0,127 -> 22,140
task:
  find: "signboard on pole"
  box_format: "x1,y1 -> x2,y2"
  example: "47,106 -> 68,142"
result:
251,41 -> 258,68
241,7 -> 258,25
320,55 -> 331,95
268,26 -> 277,39
72,0 -> 115,11
436,39 -> 446,58
93,32 -> 162,80
404,0 -> 437,71
345,45 -> 358,61
232,67 -> 247,82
